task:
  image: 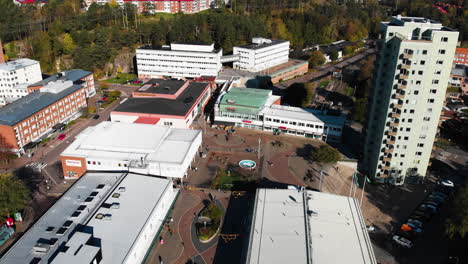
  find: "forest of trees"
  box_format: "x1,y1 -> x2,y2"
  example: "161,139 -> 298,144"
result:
0,0 -> 466,76
0,0 -> 382,75
0,0 -> 468,77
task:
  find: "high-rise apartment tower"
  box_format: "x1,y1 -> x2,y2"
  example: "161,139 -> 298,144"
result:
363,16 -> 459,184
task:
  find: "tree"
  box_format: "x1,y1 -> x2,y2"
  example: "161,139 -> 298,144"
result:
302,82 -> 315,108
446,186 -> 468,238
329,51 -> 339,61
0,133 -> 14,165
308,50 -> 326,68
311,145 -> 341,164
0,173 -> 30,222
353,98 -> 367,123
285,83 -> 307,107
62,33 -> 76,55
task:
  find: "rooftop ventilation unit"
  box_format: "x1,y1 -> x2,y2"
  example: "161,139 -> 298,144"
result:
112,193 -> 120,198
33,242 -> 50,254
118,187 -> 126,192
111,203 -> 120,209
95,213 -> 104,220
103,214 -> 112,221
96,184 -> 105,189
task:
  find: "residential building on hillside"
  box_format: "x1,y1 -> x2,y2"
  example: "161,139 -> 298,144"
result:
28,69 -> 96,98
136,43 -> 222,79
0,172 -> 178,264
60,121 -> 202,179
85,0 -> 212,14
449,65 -> 468,95
111,78 -> 213,128
246,187 -> 377,264
214,87 -> 345,141
453,47 -> 468,66
0,58 -> 42,106
363,16 -> 459,184
233,38 -> 289,72
0,80 -> 87,155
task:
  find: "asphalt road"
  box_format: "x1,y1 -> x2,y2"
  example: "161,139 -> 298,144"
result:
275,48 -> 376,89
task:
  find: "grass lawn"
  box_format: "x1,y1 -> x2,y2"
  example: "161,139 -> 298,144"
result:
103,73 -> 137,84
211,169 -> 254,190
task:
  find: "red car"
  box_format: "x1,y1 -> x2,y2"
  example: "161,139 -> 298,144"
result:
57,134 -> 66,140
102,97 -> 107,101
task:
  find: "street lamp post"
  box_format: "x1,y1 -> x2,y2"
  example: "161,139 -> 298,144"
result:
257,138 -> 261,160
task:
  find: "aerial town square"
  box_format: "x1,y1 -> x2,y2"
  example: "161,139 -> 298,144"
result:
0,0 -> 467,264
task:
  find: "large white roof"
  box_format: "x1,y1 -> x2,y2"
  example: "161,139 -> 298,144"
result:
246,188 -> 376,264
0,172 -> 175,264
262,104 -> 323,123
62,121 -> 201,165
0,172 -> 124,264
84,173 -> 173,264
0,58 -> 39,72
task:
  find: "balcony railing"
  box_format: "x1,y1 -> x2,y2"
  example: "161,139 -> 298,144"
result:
384,148 -> 394,154
401,63 -> 411,70
398,84 -> 407,89
391,103 -> 403,109
383,157 -> 392,162
393,93 -> 405,99
387,130 -> 397,136
398,73 -> 409,79
402,53 -> 413,59
390,112 -> 401,118
389,122 -> 400,127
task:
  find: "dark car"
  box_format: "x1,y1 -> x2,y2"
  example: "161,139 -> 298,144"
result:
93,115 -> 100,120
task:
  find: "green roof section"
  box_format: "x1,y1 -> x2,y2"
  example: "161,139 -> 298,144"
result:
219,87 -> 271,115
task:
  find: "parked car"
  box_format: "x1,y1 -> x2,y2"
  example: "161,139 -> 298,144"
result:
93,115 -> 100,120
407,219 -> 424,228
438,179 -> 454,187
393,232 -> 414,248
419,204 -> 438,213
57,134 -> 66,140
404,222 -> 423,233
410,212 -> 431,222
432,191 -> 449,199
102,97 -> 107,101
427,195 -> 445,203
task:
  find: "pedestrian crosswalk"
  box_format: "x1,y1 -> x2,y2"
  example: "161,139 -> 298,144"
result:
26,163 -> 47,172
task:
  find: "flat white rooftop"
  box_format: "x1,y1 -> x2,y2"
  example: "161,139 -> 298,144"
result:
62,121 -> 201,165
262,104 -> 324,123
0,58 -> 38,71
0,172 -> 124,264
246,188 -> 376,264
0,172 -> 176,264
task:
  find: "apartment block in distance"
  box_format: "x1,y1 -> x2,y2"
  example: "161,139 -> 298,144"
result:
233,37 -> 289,72
28,69 -> 96,98
136,43 -> 222,79
0,80 -> 87,155
85,0 -> 212,14
0,58 -> 42,106
363,16 -> 459,184
232,37 -> 308,83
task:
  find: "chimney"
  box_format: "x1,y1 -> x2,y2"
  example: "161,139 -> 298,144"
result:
0,39 -> 5,64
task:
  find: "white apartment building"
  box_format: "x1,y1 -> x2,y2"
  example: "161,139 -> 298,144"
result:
364,16 -> 459,185
136,43 -> 223,79
233,37 -> 289,72
0,58 -> 42,106
0,172 -> 179,264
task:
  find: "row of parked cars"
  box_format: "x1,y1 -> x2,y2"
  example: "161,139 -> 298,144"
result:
392,180 -> 455,248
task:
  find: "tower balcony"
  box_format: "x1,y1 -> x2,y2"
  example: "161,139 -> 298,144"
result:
398,73 -> 409,80
398,83 -> 407,89
400,63 -> 411,70
402,53 -> 413,59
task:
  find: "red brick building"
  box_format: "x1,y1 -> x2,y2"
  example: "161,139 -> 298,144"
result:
0,80 -> 87,155
453,48 -> 468,66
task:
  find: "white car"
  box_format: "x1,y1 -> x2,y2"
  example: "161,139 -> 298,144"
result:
393,235 -> 413,248
439,180 -> 455,187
